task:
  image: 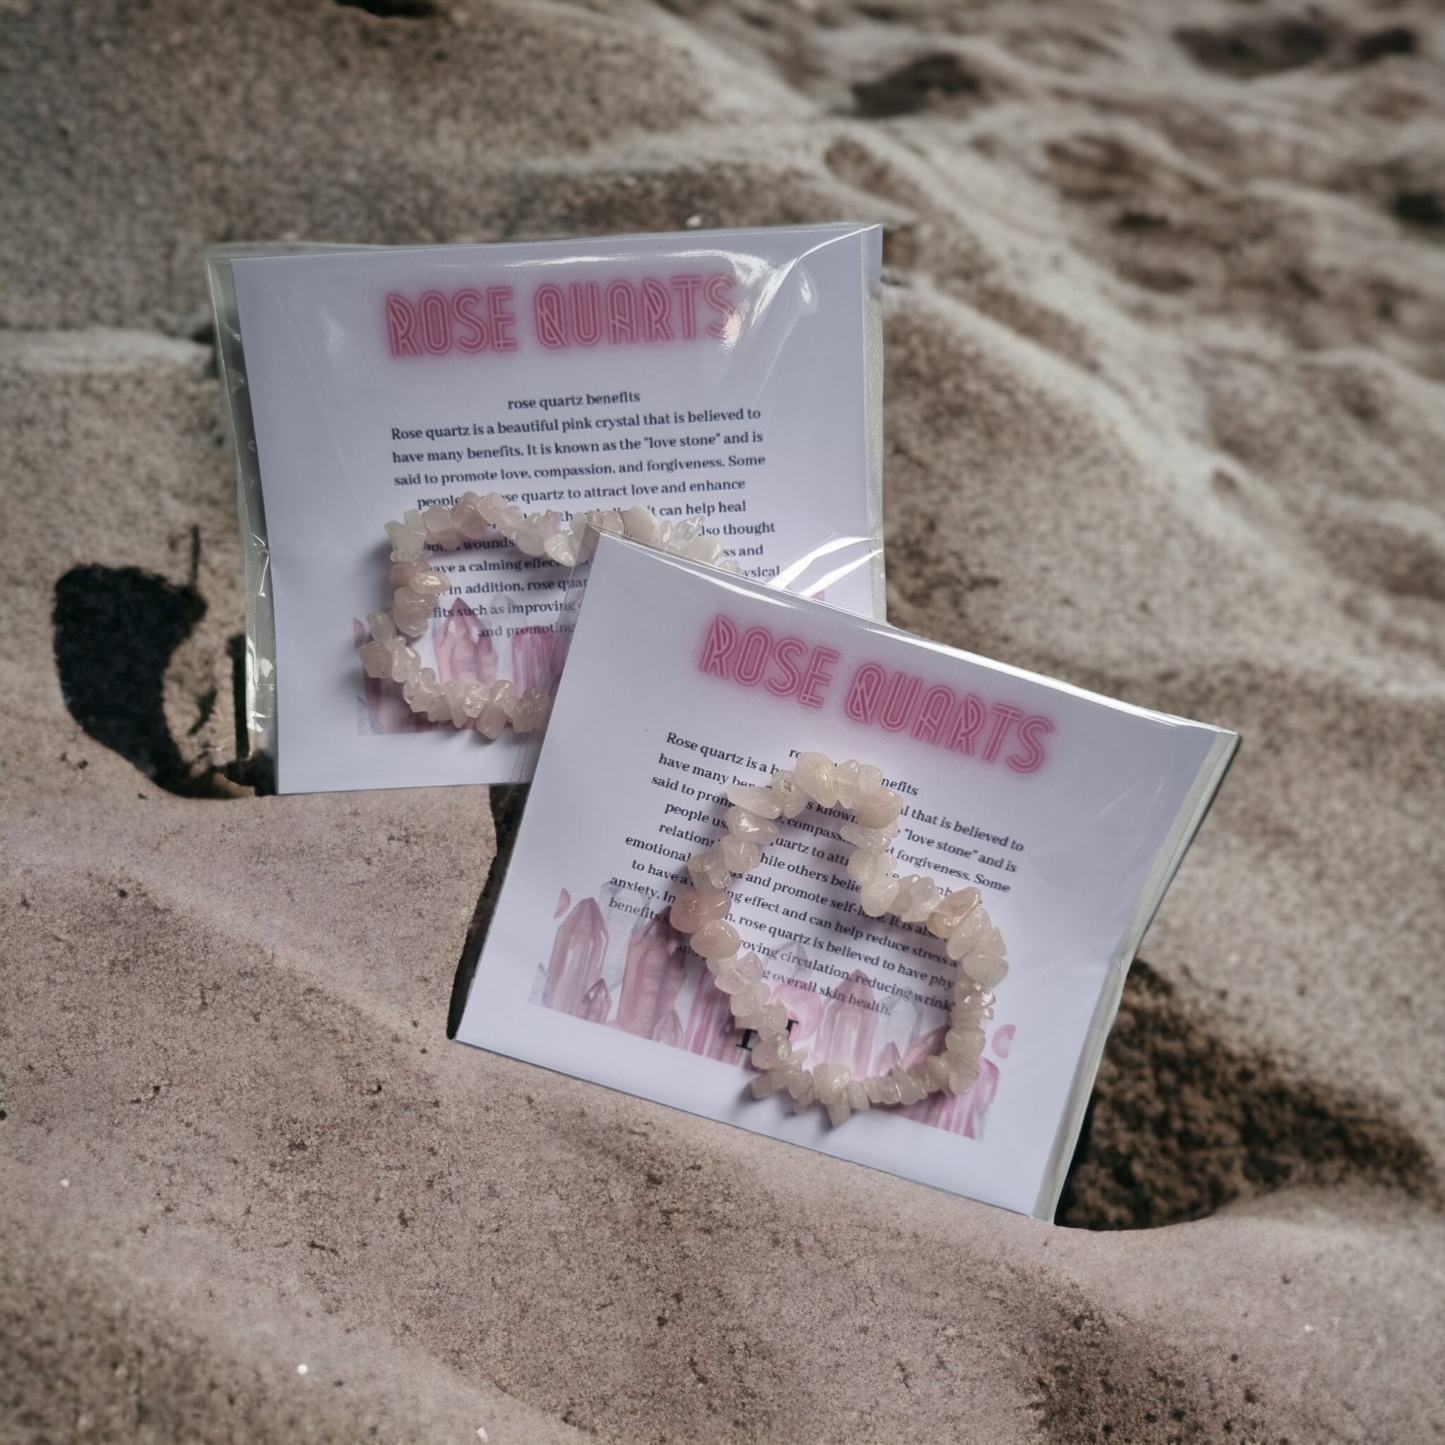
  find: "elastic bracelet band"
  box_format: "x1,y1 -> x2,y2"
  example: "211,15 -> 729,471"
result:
358,493 -> 741,739
670,752 -> 1008,1126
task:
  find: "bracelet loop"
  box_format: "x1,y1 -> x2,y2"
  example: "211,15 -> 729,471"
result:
359,493 -> 739,738
671,752 -> 1008,1126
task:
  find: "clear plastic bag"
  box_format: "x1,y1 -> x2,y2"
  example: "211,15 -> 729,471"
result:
206,225 -> 884,794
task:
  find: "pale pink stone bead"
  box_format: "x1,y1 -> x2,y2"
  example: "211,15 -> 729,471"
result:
896,876 -> 942,923
922,1055 -> 951,1091
794,752 -> 838,807
719,835 -> 762,874
543,531 -> 579,566
491,680 -> 518,719
478,492 -> 510,525
358,640 -> 391,678
421,505 -> 459,550
945,1027 -> 986,1059
691,919 -> 741,960
727,783 -> 782,820
454,492 -> 491,540
945,1059 -> 979,1096
622,505 -> 661,546
839,821 -> 896,851
893,1069 -> 924,1106
682,534 -> 723,565
475,703 -> 508,739
791,1080 -> 817,1113
750,1035 -> 792,1071
687,851 -> 731,893
847,848 -> 896,883
367,610 -> 398,643
928,887 -> 982,939
751,1064 -> 802,1098
513,516 -> 547,557
859,877 -> 901,918
812,1063 -> 852,1107
854,785 -> 904,829
731,953 -> 763,985
670,889 -> 732,934
753,1000 -> 788,1033
770,770 -> 808,819
846,1080 -> 870,1111
385,516 -> 427,560
962,952 -> 1009,989
726,807 -> 779,845
875,1076 -> 903,1106
730,981 -> 770,1016
834,759 -> 883,810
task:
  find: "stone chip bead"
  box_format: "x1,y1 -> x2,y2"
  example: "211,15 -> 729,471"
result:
794,752 -> 839,807
769,770 -> 809,819
719,835 -> 762,874
725,806 -> 780,846
834,759 -> 884,810
727,783 -> 783,820
670,889 -> 733,934
928,887 -> 982,939
691,919 -> 742,960
854,784 -> 905,830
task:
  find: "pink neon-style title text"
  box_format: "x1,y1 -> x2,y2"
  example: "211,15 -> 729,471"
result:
384,272 -> 740,359
697,614 -> 1053,774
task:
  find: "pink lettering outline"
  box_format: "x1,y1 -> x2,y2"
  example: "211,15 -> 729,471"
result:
670,274 -> 704,340
879,671 -> 923,733
488,287 -> 518,352
705,273 -> 739,342
764,635 -> 806,698
1007,714 -> 1053,773
945,694 -> 987,756
911,684 -> 956,744
534,284 -> 568,349
844,662 -> 886,724
418,290 -> 450,355
641,278 -> 673,342
983,704 -> 1024,763
385,294 -> 419,357
734,625 -> 772,686
569,281 -> 601,347
451,288 -> 489,353
606,281 -> 636,345
799,647 -> 839,710
698,614 -> 737,678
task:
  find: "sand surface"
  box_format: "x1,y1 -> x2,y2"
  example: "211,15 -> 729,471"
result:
3,1 -> 1444,1440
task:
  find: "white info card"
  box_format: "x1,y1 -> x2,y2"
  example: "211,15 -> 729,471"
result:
225,225 -> 883,793
456,541 -> 1237,1218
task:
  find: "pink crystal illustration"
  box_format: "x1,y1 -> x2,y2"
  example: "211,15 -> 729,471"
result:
533,891 -> 1009,1138
511,626 -> 564,694
434,597 -> 497,686
683,970 -> 748,1062
813,969 -> 878,1078
354,618 -> 428,734
615,911 -> 689,1040
543,897 -> 608,1018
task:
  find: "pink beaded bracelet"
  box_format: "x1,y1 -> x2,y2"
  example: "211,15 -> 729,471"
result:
669,752 -> 1009,1127
359,493 -> 739,739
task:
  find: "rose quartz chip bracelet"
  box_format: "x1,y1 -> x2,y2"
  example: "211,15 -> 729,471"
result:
358,492 -> 741,738
669,752 -> 1009,1127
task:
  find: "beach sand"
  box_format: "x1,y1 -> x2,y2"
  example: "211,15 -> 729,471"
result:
2,1 -> 1443,1439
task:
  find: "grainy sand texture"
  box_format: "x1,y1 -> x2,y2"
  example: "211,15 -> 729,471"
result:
3,1 -> 1444,1441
